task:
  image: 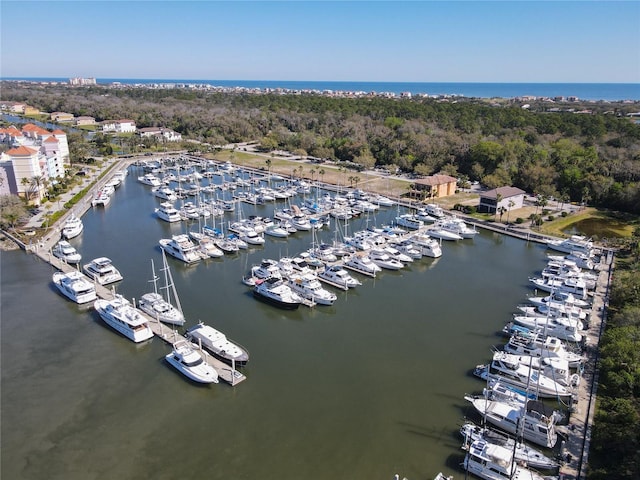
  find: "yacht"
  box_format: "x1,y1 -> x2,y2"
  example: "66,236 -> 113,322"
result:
368,249 -> 404,270
388,240 -> 422,260
165,340 -> 219,384
185,322 -> 250,365
137,173 -> 162,187
503,321 -> 583,344
546,234 -> 594,255
382,245 -> 413,263
91,189 -> 112,207
394,213 -> 423,230
264,223 -> 290,238
155,202 -> 182,222
440,216 -> 477,238
527,291 -> 591,309
503,332 -> 584,368
529,276 -> 590,300
52,270 -> 97,304
318,264 -> 362,289
83,257 -> 123,285
52,240 -> 82,264
94,295 -> 155,343
408,233 -> 443,258
138,254 -> 185,326
463,395 -> 559,448
425,222 -> 463,241
425,203 -> 445,218
62,214 -> 83,239
197,237 -> 225,258
343,253 -> 382,277
159,234 -> 202,264
153,186 -> 178,201
287,273 -> 337,306
253,277 -> 303,309
463,439 -> 548,480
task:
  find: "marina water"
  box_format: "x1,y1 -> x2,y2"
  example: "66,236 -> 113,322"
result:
2,168 -> 551,479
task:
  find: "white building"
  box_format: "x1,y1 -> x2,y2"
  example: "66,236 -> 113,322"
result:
478,186 -> 526,214
102,119 -> 137,133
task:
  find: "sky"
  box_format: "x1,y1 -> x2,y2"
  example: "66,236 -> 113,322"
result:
1,1 -> 639,83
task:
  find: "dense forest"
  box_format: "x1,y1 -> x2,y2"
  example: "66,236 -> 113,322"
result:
2,82 -> 640,213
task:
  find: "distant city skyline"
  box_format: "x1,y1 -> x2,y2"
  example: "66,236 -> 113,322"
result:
1,1 -> 639,84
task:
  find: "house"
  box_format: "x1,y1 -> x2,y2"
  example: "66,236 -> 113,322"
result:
23,105 -> 40,115
4,145 -> 45,203
102,119 -> 136,133
411,174 -> 458,199
0,101 -> 26,113
478,186 -> 526,214
74,116 -> 96,126
138,126 -> 182,142
50,112 -> 74,122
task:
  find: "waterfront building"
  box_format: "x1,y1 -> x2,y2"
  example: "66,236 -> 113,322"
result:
101,119 -> 137,133
411,174 -> 458,199
478,186 -> 526,214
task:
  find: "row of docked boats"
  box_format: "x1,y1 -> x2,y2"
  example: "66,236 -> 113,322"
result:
91,169 -> 128,207
457,242 -> 601,480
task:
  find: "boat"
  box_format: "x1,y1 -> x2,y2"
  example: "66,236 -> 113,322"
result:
462,439 -> 548,480
440,216 -> 477,238
343,252 -> 382,277
159,234 -> 202,264
460,422 -> 559,471
527,291 -> 591,309
91,189 -> 112,207
52,270 -> 97,304
83,257 -> 123,285
153,186 -> 178,201
185,322 -> 250,365
155,202 -> 182,222
546,234 -> 594,255
512,313 -> 583,335
503,332 -> 584,368
94,295 -> 155,343
287,273 -> 337,306
137,173 -> 162,187
388,239 -> 422,260
62,214 -> 83,239
318,264 -> 362,289
463,395 -> 559,448
547,251 -> 596,270
253,277 -> 303,309
394,213 -> 423,230
138,254 -> 185,326
425,203 -> 445,218
52,240 -> 82,264
426,222 -> 463,241
368,249 -> 404,270
473,351 -> 573,399
382,245 -> 413,263
264,223 -> 290,238
529,276 -> 590,300
165,340 -> 219,383
408,232 -> 442,258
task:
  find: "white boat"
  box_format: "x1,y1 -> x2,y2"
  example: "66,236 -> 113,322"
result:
62,214 -> 83,239
318,264 -> 362,289
137,173 -> 162,187
253,277 -> 303,309
395,213 -> 423,230
388,240 -> 422,260
138,254 -> 185,326
159,234 -> 202,264
52,270 -> 97,304
464,395 -> 559,448
372,194 -> 394,207
343,253 -> 382,277
250,259 -> 283,280
463,439 -> 548,480
153,186 -> 178,201
368,249 -> 404,270
52,240 -> 81,264
185,322 -> 250,365
529,276 -> 590,300
408,233 -> 442,258
91,189 -> 112,207
287,273 -> 337,306
94,295 -> 155,343
83,257 -> 123,285
546,234 -> 594,255
264,223 -> 290,238
512,312 -> 583,334
460,422 -> 559,471
382,245 -> 413,263
239,228 -> 265,245
426,222 -> 463,241
504,332 -> 584,368
155,202 -> 182,222
197,237 -> 225,258
473,351 -> 573,399
165,340 -> 219,384
425,203 -> 445,218
547,251 -> 596,270
440,216 -> 477,238
527,291 -> 590,309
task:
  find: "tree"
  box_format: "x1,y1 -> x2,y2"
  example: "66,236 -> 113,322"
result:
494,192 -> 503,220
318,168 -> 325,185
506,200 -> 515,224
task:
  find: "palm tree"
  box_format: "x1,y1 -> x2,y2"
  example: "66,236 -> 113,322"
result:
318,168 -> 325,186
265,158 -> 272,185
20,177 -> 31,201
494,193 -> 503,221
506,200 -> 515,224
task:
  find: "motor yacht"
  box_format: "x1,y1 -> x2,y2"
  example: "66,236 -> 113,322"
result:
343,253 -> 382,277
94,295 -> 155,343
138,292 -> 185,326
503,332 -> 584,368
91,189 -> 112,207
83,257 -> 123,285
185,322 -> 250,365
368,249 -> 404,270
394,213 -> 423,230
287,273 -> 337,306
264,223 -> 290,238
155,202 -> 182,222
318,264 -> 362,289
62,214 -> 84,239
408,233 -> 442,258
463,439 -> 548,480
165,340 -> 219,383
137,173 -> 162,187
425,222 -> 463,241
546,234 -> 594,256
463,395 -> 559,448
440,216 -> 477,238
153,186 -> 178,201
253,277 -> 303,309
52,270 -> 97,304
52,240 -> 82,264
159,234 -> 202,264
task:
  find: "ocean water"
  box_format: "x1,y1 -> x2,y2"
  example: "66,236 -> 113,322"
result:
3,77 -> 639,101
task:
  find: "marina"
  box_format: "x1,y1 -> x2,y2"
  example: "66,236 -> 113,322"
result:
2,154 -> 612,480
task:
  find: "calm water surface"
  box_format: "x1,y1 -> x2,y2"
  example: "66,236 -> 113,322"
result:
1,168 -> 549,480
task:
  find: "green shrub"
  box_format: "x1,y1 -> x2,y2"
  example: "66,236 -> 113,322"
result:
515,217 -> 524,224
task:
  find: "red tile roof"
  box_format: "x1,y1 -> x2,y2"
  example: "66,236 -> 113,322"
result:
7,145 -> 38,156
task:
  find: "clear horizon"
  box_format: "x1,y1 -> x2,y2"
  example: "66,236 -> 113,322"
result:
1,1 -> 639,84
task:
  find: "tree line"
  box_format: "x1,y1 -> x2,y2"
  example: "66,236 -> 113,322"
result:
2,82 -> 639,213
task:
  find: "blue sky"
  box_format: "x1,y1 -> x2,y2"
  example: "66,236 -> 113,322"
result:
1,1 -> 639,83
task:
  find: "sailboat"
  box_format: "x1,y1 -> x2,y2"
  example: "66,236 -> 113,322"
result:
138,250 -> 186,326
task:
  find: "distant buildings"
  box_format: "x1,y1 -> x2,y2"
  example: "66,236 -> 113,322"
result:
69,77 -> 96,86
101,119 -> 136,133
138,126 -> 182,142
0,124 -> 70,204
